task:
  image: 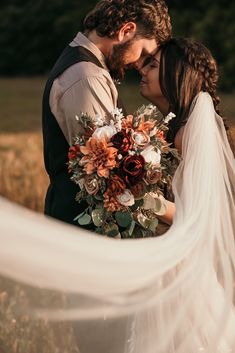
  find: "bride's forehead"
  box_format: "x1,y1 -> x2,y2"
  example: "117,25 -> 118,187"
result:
151,49 -> 161,63
154,49 -> 161,59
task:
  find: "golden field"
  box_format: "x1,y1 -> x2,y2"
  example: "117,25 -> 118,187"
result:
0,132 -> 48,212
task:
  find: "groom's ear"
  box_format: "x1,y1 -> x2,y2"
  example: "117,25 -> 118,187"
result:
117,22 -> 136,43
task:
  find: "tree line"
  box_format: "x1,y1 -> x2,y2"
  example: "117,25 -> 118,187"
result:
0,0 -> 234,91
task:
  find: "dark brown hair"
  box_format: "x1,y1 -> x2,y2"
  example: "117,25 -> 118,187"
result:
83,0 -> 172,44
159,38 -> 221,143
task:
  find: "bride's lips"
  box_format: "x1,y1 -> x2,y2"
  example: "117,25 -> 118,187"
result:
140,79 -> 147,86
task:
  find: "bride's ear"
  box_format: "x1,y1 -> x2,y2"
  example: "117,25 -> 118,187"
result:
117,22 -> 136,43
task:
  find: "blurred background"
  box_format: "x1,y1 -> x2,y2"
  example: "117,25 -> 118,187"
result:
0,0 -> 234,213
0,2 -> 235,352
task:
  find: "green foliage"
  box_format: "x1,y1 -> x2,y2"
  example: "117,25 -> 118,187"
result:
115,211 -> 132,228
0,0 -> 234,91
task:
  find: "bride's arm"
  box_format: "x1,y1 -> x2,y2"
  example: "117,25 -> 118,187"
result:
156,126 -> 185,225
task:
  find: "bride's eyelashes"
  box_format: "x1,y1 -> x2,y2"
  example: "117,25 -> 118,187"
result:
150,58 -> 160,68
141,56 -> 153,69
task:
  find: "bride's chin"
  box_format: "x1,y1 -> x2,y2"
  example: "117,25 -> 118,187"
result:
140,90 -> 154,104
139,88 -> 149,100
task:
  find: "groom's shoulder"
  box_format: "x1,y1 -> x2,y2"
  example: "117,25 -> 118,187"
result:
52,61 -> 112,98
60,61 -> 111,86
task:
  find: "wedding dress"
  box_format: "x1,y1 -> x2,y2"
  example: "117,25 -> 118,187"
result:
0,92 -> 235,353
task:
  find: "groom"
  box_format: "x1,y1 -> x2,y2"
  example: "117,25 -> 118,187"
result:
42,0 -> 172,228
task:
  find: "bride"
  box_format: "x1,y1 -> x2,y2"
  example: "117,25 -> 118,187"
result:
0,38 -> 235,353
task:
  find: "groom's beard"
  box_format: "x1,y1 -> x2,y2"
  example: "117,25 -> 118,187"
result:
106,39 -> 135,81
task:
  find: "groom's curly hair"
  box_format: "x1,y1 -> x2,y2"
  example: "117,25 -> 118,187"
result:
83,0 -> 172,44
159,38 -> 224,143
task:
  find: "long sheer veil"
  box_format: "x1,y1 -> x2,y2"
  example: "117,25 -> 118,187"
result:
0,92 -> 235,352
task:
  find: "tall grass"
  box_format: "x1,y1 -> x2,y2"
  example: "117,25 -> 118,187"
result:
0,132 -> 48,212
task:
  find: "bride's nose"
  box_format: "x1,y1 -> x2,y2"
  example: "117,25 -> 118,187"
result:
139,65 -> 147,77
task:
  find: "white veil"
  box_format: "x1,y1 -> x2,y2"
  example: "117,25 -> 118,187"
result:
0,92 -> 235,353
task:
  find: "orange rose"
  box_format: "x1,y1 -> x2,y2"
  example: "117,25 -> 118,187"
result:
137,117 -> 156,133
103,192 -> 123,212
107,175 -> 126,195
103,175 -> 126,212
121,115 -> 133,131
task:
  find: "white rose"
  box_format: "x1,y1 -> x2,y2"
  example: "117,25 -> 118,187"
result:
94,113 -> 105,127
141,145 -> 161,164
92,125 -> 117,140
117,189 -> 135,207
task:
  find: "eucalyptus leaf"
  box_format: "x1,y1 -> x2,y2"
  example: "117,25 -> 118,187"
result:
130,199 -> 144,211
149,219 -> 159,233
73,211 -> 85,221
140,228 -> 154,238
137,212 -> 151,229
132,225 -> 145,238
91,209 -> 104,227
78,214 -> 92,225
104,223 -> 120,238
86,195 -> 93,205
94,193 -> 104,201
115,211 -> 132,228
121,230 -> 130,239
128,221 -> 136,236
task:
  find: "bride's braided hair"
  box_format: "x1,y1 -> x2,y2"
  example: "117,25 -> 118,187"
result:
83,0 -> 171,44
159,38 -> 225,143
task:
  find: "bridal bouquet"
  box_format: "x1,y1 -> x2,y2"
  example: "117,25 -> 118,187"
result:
68,105 -> 179,238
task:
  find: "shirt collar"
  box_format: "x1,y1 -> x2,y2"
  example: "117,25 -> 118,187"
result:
70,32 -> 108,71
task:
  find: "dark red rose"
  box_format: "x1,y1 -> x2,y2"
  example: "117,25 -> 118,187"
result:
68,144 -> 80,160
110,130 -> 132,155
119,155 -> 146,186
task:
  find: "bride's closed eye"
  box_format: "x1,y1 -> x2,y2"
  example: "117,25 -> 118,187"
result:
142,56 -> 153,68
150,58 -> 159,68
